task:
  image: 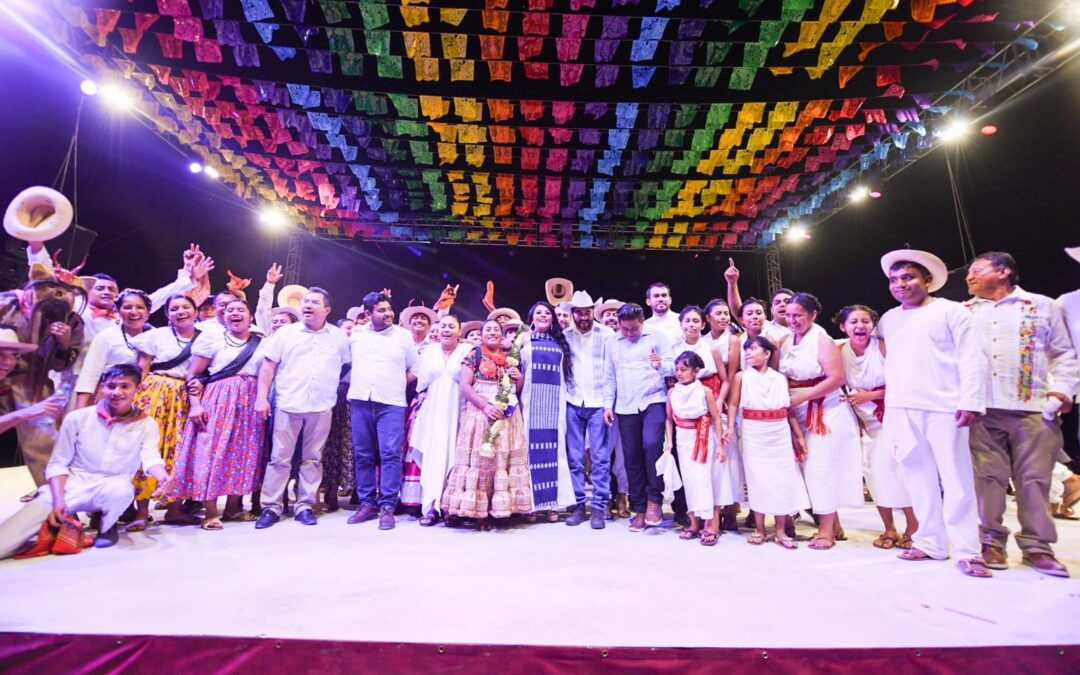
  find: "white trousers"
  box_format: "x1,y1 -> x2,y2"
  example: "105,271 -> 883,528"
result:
0,473 -> 133,559
884,407 -> 980,560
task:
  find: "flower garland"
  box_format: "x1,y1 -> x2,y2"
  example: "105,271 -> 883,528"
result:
1016,298 -> 1038,402
480,324 -> 528,458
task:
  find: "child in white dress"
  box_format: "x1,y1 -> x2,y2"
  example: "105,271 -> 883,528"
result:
665,351 -> 728,546
724,336 -> 808,549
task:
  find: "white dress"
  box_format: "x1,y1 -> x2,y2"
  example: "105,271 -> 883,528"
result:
670,381 -> 739,517
412,342 -> 472,515
839,338 -> 911,508
739,368 -> 810,515
779,323 -> 863,512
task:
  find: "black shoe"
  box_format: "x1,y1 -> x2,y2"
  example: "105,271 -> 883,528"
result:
378,506 -> 395,530
590,509 -> 606,530
93,524 -> 119,548
254,509 -> 280,530
674,513 -> 691,528
295,509 -> 317,526
565,504 -> 587,526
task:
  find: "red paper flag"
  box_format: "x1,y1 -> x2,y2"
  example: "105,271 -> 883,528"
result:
876,65 -> 901,87
520,100 -> 544,120
480,35 -> 505,60
524,62 -> 549,80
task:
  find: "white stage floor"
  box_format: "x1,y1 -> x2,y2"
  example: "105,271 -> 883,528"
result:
1,466 -> 1078,649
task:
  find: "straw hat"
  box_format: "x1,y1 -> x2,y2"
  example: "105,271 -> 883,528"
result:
345,306 -> 365,322
400,305 -> 438,327
487,307 -> 521,323
0,327 -> 36,353
4,186 -> 73,242
595,298 -> 623,316
271,306 -> 301,323
1066,247 -> 1080,265
879,249 -> 949,293
544,277 -> 574,306
276,284 -> 309,309
461,320 -> 483,336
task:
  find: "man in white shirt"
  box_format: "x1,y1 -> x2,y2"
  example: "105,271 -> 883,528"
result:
0,364 -> 168,557
564,291 -> 614,529
876,249 -> 991,577
964,252 -> 1078,577
642,282 -> 682,344
604,303 -> 674,531
346,291 -> 417,530
254,288 -> 351,528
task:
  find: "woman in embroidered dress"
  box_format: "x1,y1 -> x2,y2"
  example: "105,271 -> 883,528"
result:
665,351 -> 727,546
703,298 -> 745,530
130,294 -> 201,528
834,304 -> 917,549
400,306 -> 439,514
519,302 -> 575,522
777,292 -> 863,550
412,315 -> 472,526
319,317 -> 356,512
441,320 -> 530,530
170,298 -> 264,530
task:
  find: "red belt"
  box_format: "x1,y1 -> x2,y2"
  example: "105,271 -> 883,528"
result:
743,408 -> 788,421
871,385 -> 885,423
673,415 -> 710,463
787,376 -> 829,436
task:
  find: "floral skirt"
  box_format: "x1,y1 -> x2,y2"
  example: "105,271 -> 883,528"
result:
170,375 -> 264,501
399,394 -> 424,506
132,374 -> 189,501
441,381 -> 531,519
320,382 -> 354,490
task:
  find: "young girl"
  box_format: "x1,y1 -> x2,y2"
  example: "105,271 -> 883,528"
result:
665,351 -> 728,546
834,305 -> 917,549
725,336 -> 809,549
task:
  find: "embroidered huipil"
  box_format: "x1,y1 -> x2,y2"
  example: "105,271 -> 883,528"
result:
965,287 -> 1079,412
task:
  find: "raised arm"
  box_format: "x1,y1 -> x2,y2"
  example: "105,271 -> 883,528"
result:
724,258 -> 743,316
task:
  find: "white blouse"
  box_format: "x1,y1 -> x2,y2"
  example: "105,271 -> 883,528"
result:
74,325 -> 139,394
192,330 -> 264,378
129,326 -> 199,379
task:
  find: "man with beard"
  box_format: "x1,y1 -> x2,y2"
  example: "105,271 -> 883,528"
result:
643,282 -> 682,344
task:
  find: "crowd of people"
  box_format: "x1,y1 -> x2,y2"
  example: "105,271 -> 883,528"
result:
0,239 -> 1078,580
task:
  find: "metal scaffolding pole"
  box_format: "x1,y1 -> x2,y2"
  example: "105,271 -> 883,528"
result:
283,232 -> 304,285
764,242 -> 782,299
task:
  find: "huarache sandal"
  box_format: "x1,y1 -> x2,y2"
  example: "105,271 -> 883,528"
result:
745,531 -> 766,545
896,534 -> 914,549
125,518 -> 152,533
700,530 -> 720,546
774,535 -> 798,550
897,547 -> 935,561
680,528 -> 701,541
873,533 -> 898,549
808,536 -> 835,550
200,517 -> 223,530
957,558 -> 993,578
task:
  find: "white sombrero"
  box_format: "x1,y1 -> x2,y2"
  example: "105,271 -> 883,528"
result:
545,277 -> 574,306
1067,247 -> 1080,265
880,249 -> 949,293
487,307 -> 521,323
595,298 -> 623,316
276,284 -> 309,309
461,320 -> 483,335
400,305 -> 437,327
4,186 -> 73,242
0,328 -> 36,353
346,306 -> 365,322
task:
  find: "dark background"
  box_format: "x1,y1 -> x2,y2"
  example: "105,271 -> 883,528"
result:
1,20 -> 1077,463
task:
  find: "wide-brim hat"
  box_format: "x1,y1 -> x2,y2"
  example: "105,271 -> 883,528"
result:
880,249 -> 949,293
502,319 -> 524,333
595,299 -> 623,316
400,305 -> 437,327
461,320 -> 483,336
568,290 -> 595,309
0,327 -> 36,353
4,186 -> 73,242
1067,247 -> 1080,265
277,284 -> 309,309
545,277 -> 574,306
487,307 -> 521,323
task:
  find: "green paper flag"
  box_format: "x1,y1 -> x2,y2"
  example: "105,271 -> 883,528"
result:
388,93 -> 418,118
359,3 -> 389,30
664,129 -> 686,147
694,67 -> 722,88
376,55 -> 402,78
759,21 -> 786,48
738,0 -> 764,16
781,0 -> 814,22
674,104 -> 697,128
340,53 -> 363,76
365,30 -> 390,56
730,66 -> 757,90
691,129 -> 716,151
326,28 -> 354,53
318,0 -> 351,24
706,42 -> 732,65
705,103 -> 732,129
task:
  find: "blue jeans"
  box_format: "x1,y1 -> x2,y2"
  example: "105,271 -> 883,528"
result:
350,400 -> 405,510
566,404 -> 612,509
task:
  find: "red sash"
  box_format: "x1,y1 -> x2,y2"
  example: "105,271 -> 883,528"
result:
743,408 -> 788,421
699,374 -> 722,399
787,376 -> 829,435
673,415 -> 710,463
871,385 -> 885,423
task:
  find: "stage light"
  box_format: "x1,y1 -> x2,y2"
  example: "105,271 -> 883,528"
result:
99,83 -> 135,111
980,124 -> 998,136
79,80 -> 98,96
188,162 -> 203,174
786,224 -> 810,241
939,118 -> 970,142
203,166 -> 220,179
869,190 -> 883,199
849,185 -> 870,202
258,207 -> 288,229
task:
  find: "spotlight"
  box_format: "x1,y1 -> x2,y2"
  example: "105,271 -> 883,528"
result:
203,166 -> 220,179
258,208 -> 288,229
939,118 -> 970,142
786,224 -> 810,241
79,80 -> 98,96
869,190 -> 883,199
99,83 -> 135,110
188,162 -> 203,174
849,185 -> 870,202
980,124 -> 998,136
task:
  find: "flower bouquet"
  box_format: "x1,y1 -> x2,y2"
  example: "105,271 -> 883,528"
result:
480,324 -> 528,457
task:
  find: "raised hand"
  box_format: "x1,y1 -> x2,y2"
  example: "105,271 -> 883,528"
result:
193,255 -> 215,282
724,257 -> 739,284
265,263 -> 283,285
